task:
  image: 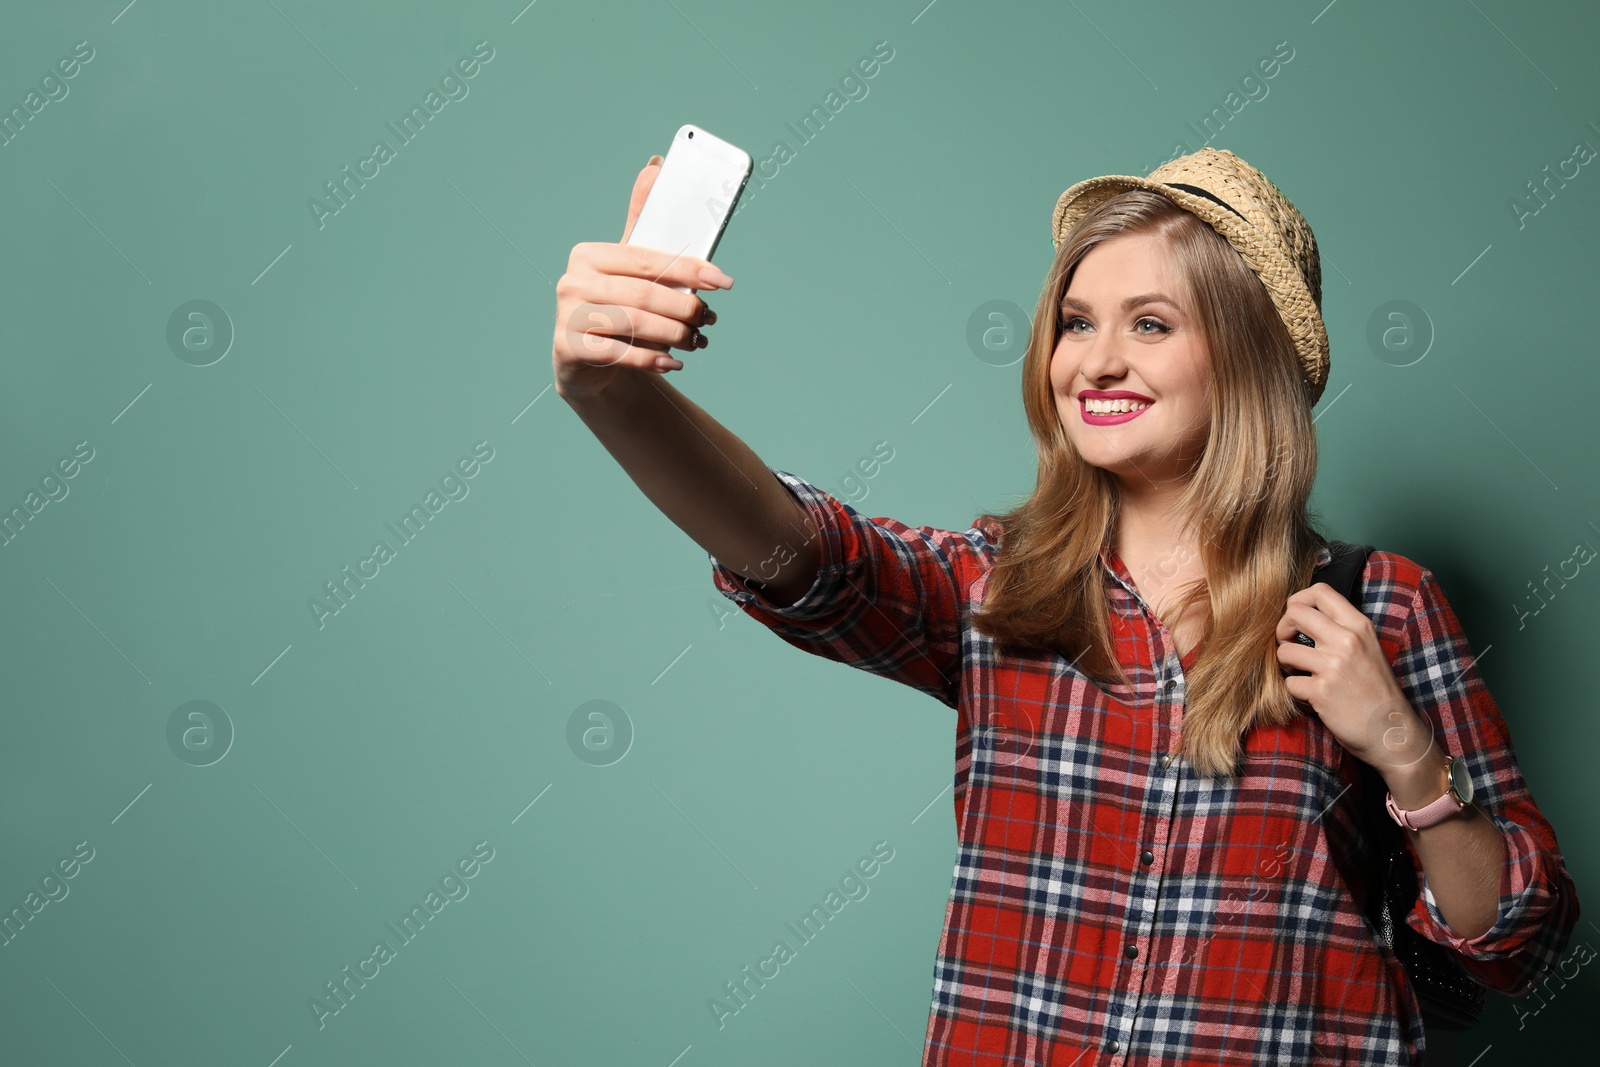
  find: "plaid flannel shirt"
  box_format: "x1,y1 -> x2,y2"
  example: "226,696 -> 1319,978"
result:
709,468 -> 1579,1066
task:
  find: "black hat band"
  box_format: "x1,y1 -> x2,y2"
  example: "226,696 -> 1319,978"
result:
1164,182 -> 1247,221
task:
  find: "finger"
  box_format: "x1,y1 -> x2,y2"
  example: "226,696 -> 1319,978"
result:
1273,601 -> 1309,644
587,240 -> 733,293
1273,599 -> 1341,647
595,304 -> 706,353
564,301 -> 705,356
1298,582 -> 1368,629
620,157 -> 662,244
588,272 -> 714,329
574,333 -> 685,374
1275,638 -> 1316,675
1278,604 -> 1370,694
561,303 -> 652,371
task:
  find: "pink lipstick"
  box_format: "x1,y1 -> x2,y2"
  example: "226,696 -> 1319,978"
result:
1079,390 -> 1154,426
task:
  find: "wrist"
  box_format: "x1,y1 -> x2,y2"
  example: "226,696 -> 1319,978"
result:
560,364 -> 656,414
1383,746 -> 1452,812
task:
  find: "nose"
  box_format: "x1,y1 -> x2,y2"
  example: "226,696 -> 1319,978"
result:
1076,327 -> 1130,386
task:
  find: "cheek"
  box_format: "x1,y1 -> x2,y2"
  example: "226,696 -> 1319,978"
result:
1048,346 -> 1072,390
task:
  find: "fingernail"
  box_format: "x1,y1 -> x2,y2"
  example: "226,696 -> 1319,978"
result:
703,308 -> 717,325
648,154 -> 664,167
698,266 -> 734,289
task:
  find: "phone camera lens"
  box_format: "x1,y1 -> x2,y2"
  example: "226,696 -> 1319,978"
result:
687,131 -> 694,138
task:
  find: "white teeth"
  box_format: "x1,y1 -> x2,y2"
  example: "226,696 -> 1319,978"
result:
1083,398 -> 1151,414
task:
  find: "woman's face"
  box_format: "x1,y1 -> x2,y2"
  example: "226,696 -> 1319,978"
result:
1049,232 -> 1212,488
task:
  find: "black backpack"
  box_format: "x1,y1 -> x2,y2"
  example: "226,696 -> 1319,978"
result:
1305,539 -> 1486,1032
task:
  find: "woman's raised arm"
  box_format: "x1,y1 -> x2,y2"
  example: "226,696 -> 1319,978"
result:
553,160 -> 820,605
562,373 -> 821,606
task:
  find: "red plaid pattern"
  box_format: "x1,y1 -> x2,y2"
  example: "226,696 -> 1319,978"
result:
709,468 -> 1580,1066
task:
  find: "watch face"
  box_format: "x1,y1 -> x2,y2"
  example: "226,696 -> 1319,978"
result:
1448,756 -> 1474,804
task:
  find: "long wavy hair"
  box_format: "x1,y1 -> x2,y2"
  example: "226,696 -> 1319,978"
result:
969,189 -> 1330,780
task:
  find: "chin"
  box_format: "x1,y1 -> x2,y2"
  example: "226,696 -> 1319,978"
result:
1067,443 -> 1120,471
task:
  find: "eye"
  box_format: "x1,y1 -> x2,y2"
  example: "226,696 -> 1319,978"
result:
1056,314 -> 1173,335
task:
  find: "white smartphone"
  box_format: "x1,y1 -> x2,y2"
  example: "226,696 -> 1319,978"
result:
625,124 -> 753,294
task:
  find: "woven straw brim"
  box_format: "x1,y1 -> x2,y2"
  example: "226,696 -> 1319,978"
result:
1050,174 -> 1329,406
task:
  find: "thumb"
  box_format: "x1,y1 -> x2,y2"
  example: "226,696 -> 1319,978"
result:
620,155 -> 664,243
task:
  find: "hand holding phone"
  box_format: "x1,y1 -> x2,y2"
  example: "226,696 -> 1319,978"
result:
624,125 -> 752,294
552,127 -> 749,400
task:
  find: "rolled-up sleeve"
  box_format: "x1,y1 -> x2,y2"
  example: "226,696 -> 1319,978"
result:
708,467 -> 994,709
1390,567 -> 1581,996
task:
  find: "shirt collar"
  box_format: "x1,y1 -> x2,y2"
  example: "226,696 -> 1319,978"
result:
1097,539 -> 1140,616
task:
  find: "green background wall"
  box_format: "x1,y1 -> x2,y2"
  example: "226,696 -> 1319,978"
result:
1,1 -> 1593,1064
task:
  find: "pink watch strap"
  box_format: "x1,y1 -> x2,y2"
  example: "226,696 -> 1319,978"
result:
1385,775 -> 1462,830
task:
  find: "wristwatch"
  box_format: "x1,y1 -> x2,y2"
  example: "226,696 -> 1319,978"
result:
1385,752 -> 1474,830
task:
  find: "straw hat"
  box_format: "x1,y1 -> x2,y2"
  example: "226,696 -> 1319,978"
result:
1051,147 -> 1329,405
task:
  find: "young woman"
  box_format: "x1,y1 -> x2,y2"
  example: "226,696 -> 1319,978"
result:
552,147 -> 1579,1066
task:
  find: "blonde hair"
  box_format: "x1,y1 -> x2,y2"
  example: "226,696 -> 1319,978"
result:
970,189 -> 1329,779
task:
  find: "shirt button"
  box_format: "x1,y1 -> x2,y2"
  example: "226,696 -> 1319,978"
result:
1124,943 -> 1138,959
1163,678 -> 1177,691
1140,849 -> 1154,865
1105,1038 -> 1121,1053
1159,754 -> 1172,769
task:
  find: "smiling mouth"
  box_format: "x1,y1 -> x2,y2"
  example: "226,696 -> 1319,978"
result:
1080,398 -> 1153,424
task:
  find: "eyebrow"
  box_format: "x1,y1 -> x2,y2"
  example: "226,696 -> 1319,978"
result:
1058,292 -> 1182,314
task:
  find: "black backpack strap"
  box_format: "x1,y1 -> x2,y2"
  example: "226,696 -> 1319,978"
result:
1304,540 -> 1397,911
1302,537 -> 1487,1029
1297,539 -> 1375,657
1309,537 -> 1373,605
